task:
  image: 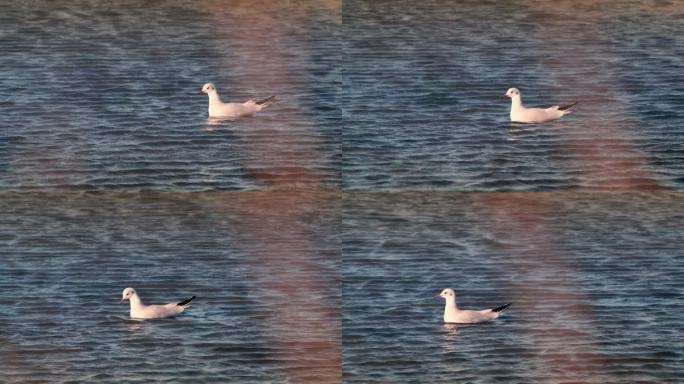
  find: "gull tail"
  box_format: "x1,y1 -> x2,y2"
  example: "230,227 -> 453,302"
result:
492,303 -> 511,313
255,95 -> 276,105
177,296 -> 196,307
558,102 -> 578,112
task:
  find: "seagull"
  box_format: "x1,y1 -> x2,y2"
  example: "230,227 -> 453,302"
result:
503,87 -> 577,123
120,287 -> 196,320
436,288 -> 511,324
200,82 -> 275,118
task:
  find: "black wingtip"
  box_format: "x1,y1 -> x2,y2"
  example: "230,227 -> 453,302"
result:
492,303 -> 511,313
177,296 -> 196,306
558,102 -> 578,111
255,95 -> 276,105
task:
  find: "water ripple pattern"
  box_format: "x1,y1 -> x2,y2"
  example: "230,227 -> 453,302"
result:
0,1 -> 340,191
0,192 -> 341,383
343,192 -> 683,383
342,1 -> 684,191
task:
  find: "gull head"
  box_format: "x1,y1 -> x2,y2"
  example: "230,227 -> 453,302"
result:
436,288 -> 455,300
503,87 -> 520,99
200,83 -> 216,95
120,287 -> 136,304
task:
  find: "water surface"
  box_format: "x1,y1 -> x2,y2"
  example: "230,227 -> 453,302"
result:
342,0 -> 684,191
343,192 -> 683,383
0,1 -> 340,191
0,192 -> 341,383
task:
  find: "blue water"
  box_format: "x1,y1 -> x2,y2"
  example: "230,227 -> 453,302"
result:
343,192 -> 683,383
0,193 -> 341,383
0,1 -> 340,191
1,1 -> 684,383
1,1 -> 683,191
342,0 -> 684,191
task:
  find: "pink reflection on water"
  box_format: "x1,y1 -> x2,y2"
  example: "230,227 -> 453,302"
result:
200,1 -> 341,382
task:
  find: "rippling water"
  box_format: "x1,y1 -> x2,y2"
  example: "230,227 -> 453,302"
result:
0,193 -> 340,383
343,193 -> 683,383
0,1 -> 340,191
342,0 -> 684,191
2,1 -> 684,383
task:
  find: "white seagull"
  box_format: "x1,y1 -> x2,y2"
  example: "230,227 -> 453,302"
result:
200,82 -> 275,118
436,288 -> 511,324
120,287 -> 196,320
503,87 -> 577,123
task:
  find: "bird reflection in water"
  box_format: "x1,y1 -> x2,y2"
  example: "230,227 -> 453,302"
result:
440,323 -> 460,353
204,117 -> 238,131
124,319 -> 146,333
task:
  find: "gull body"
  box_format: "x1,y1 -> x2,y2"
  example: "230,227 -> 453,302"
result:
200,83 -> 274,118
504,87 -> 577,123
437,288 -> 511,324
120,287 -> 195,320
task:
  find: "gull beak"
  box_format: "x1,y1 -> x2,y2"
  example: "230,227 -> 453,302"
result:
198,90 -> 205,95
119,298 -> 126,304
435,292 -> 442,298
501,94 -> 509,99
